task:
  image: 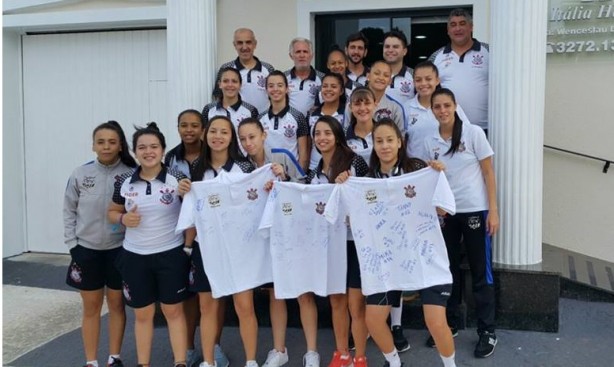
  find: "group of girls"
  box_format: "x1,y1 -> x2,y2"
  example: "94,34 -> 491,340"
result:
64,46 -> 498,367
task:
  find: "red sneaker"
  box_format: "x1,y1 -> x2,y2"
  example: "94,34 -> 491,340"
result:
353,356 -> 367,367
328,351 -> 353,367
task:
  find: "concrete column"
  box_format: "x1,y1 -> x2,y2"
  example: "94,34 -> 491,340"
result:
167,0 -> 217,121
489,0 -> 548,265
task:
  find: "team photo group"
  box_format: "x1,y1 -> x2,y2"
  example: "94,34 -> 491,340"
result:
64,8 -> 498,367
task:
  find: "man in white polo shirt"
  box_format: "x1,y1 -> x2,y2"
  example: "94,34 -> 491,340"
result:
217,28 -> 275,114
429,9 -> 490,135
285,37 -> 324,117
345,32 -> 369,86
383,30 -> 415,105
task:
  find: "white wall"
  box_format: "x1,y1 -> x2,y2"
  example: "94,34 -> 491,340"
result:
2,31 -> 27,257
543,61 -> 614,262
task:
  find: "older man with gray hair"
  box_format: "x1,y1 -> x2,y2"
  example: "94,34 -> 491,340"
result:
284,37 -> 324,117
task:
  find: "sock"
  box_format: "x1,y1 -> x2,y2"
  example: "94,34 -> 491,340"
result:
108,355 -> 120,364
246,360 -> 259,367
383,349 -> 401,367
440,352 -> 456,367
390,305 -> 402,327
86,361 -> 99,367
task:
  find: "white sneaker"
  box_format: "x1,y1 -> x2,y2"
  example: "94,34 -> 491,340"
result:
303,351 -> 320,367
199,362 -> 216,367
246,361 -> 259,367
262,348 -> 289,367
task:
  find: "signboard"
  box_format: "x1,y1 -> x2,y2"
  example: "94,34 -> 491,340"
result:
547,0 -> 614,60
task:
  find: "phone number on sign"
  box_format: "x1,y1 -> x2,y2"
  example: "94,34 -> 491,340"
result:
547,40 -> 614,53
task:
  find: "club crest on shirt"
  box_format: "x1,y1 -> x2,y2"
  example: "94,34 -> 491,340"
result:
410,116 -> 418,125
282,202 -> 293,215
458,142 -> 466,153
82,176 -> 95,189
208,194 -> 221,208
283,124 -> 296,138
69,263 -> 82,283
472,54 -> 484,66
159,186 -> 175,205
315,201 -> 326,215
122,281 -> 132,301
309,83 -> 319,96
247,188 -> 258,201
257,74 -> 266,88
374,108 -> 392,120
404,185 -> 417,199
399,80 -> 412,94
365,189 -> 378,204
468,215 -> 481,230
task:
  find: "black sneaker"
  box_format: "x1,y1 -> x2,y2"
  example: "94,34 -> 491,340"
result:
382,362 -> 405,367
425,327 -> 458,348
474,331 -> 497,358
391,326 -> 410,353
107,357 -> 124,367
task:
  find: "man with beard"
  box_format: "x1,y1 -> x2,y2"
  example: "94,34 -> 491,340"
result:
345,32 -> 369,86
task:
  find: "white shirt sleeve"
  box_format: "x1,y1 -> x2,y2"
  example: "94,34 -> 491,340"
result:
432,170 -> 457,215
470,124 -> 494,161
257,184 -> 278,238
175,189 -> 196,234
323,184 -> 343,224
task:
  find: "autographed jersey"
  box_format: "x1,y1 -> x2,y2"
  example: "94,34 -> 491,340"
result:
259,182 -> 348,298
176,165 -> 275,297
324,169 -> 455,295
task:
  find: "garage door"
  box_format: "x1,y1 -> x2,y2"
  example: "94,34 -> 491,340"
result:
22,30 -> 167,253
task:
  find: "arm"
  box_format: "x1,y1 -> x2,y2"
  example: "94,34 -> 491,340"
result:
480,156 -> 499,236
63,174 -> 79,249
298,136 -> 310,172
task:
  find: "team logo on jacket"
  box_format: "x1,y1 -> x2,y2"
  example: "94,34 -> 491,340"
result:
399,80 -> 413,94
309,83 -> 319,96
283,124 -> 296,138
282,202 -> 293,215
374,108 -> 392,120
315,201 -> 326,215
472,54 -> 484,66
257,75 -> 266,88
82,176 -> 95,189
208,194 -> 221,208
458,142 -> 466,153
365,189 -> 378,204
122,281 -> 132,301
69,263 -> 82,283
404,185 -> 417,199
468,215 -> 481,229
159,186 -> 175,205
247,188 -> 259,201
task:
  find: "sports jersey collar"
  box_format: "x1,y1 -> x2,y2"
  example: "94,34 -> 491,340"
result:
344,78 -> 355,91
390,65 -> 410,86
312,104 -> 345,117
345,122 -> 374,141
408,95 -> 428,111
289,66 -> 317,81
95,157 -> 123,170
346,66 -> 369,79
233,56 -> 263,72
216,95 -> 243,112
374,161 -> 402,178
443,38 -> 482,61
267,104 -> 290,120
130,165 -> 168,184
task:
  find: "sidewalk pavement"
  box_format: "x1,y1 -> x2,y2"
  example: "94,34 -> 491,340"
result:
3,253 -> 614,367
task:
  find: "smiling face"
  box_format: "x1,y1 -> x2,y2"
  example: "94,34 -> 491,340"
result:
135,134 -> 164,169
313,120 -> 337,154
266,74 -> 288,104
290,40 -> 313,71
92,128 -> 121,165
233,29 -> 256,62
350,92 -> 376,124
219,70 -> 241,100
373,124 -> 401,167
383,36 -> 407,64
321,75 -> 343,104
206,117 -> 233,153
327,50 -> 348,76
238,123 -> 266,158
345,39 -> 367,65
413,66 -> 440,99
447,15 -> 473,47
432,93 -> 457,127
178,112 -> 203,145
367,61 -> 392,92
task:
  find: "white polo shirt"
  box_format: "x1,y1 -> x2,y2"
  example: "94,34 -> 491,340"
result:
259,182 -> 348,298
386,65 -> 415,105
202,96 -> 259,132
346,67 -> 369,86
307,106 -> 347,170
423,121 -> 494,212
430,39 -> 489,129
259,105 -> 309,160
112,166 -> 186,255
218,56 -> 275,114
323,169 -> 455,295
346,124 -> 374,166
285,67 -> 325,117
403,96 -> 471,161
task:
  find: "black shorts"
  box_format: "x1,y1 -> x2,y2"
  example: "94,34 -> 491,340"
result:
66,245 -> 122,291
420,284 -> 452,307
347,241 -> 362,289
366,290 -> 402,306
115,245 -> 190,308
188,242 -> 212,293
